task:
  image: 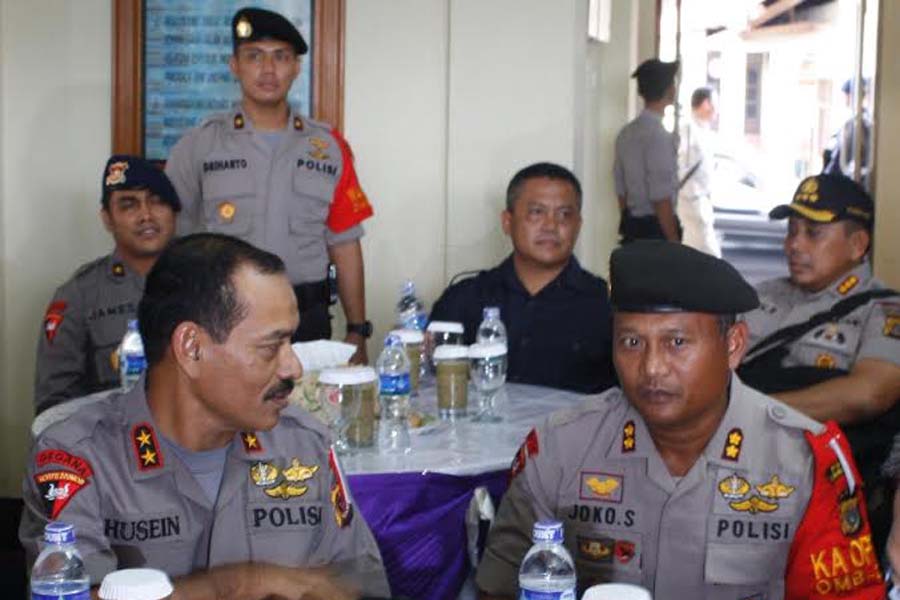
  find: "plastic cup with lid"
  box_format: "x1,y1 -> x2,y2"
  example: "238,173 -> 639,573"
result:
425,321 -> 464,371
582,584 -> 653,600
434,344 -> 469,419
99,569 -> 173,600
318,366 -> 375,454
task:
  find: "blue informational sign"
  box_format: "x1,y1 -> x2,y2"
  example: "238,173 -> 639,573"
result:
143,0 -> 313,160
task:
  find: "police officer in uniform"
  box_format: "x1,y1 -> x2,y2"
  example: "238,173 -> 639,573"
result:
885,435 -> 900,596
34,155 -> 179,414
614,59 -> 681,244
476,241 -> 883,599
429,163 -> 616,394
739,174 -> 899,555
20,234 -> 390,599
165,7 -> 374,363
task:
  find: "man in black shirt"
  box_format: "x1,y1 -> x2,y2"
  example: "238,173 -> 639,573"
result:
430,163 -> 615,394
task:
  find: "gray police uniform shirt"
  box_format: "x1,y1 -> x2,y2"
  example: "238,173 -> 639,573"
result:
19,383 -> 390,597
34,253 -> 142,414
613,109 -> 679,217
476,377 -> 823,599
165,109 -> 368,285
744,262 -> 900,371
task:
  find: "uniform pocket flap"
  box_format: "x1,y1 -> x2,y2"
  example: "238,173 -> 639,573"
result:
705,542 -> 785,585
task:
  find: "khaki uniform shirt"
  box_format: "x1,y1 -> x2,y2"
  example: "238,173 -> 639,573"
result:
744,262 -> 899,371
34,253 -> 142,414
613,110 -> 679,217
19,384 -> 390,597
476,378 -> 824,600
165,109 -> 369,285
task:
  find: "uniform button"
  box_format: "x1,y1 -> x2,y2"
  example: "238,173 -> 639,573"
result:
771,405 -> 787,420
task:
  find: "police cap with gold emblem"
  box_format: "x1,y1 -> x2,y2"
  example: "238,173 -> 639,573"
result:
769,174 -> 873,230
101,155 -> 181,212
232,7 -> 308,55
632,59 -> 679,100
610,240 -> 759,313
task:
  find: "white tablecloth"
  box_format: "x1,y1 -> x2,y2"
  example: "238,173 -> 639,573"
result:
341,382 -> 592,476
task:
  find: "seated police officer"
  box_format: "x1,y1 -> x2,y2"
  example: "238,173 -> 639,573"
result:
739,174 -> 900,553
20,234 -> 390,600
34,155 -> 179,414
477,241 -> 882,599
429,162 -> 616,394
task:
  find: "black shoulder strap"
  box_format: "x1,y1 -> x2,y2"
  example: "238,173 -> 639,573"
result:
746,288 -> 898,359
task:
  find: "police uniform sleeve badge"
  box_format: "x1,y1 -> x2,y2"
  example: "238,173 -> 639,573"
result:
328,447 -> 353,528
326,129 -> 373,233
33,449 -> 94,519
43,301 -> 67,344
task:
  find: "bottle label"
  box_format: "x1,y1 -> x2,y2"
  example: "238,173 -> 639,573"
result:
122,354 -> 147,375
379,373 -> 410,395
32,591 -> 91,600
519,589 -> 576,600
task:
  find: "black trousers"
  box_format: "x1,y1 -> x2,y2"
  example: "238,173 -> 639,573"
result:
619,210 -> 682,245
291,281 -> 332,343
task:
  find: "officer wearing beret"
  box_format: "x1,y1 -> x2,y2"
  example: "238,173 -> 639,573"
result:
165,6 -> 374,363
21,234 -> 390,600
477,241 -> 883,599
739,174 -> 899,555
33,155 -> 179,414
614,59 -> 681,244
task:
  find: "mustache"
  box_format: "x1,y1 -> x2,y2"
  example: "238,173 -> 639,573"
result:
263,378 -> 295,401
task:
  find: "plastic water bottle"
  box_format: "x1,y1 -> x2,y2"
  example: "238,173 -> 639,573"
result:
118,319 -> 146,391
396,280 -> 427,331
31,522 -> 90,600
477,306 -> 507,347
376,334 -> 411,454
518,520 -> 576,600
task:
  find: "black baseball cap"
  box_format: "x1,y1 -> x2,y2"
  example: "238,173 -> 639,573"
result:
769,174 -> 873,230
101,155 -> 181,212
610,240 -> 759,314
232,7 -> 308,55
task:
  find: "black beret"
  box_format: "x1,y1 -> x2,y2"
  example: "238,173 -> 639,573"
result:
232,7 -> 308,55
610,241 -> 759,314
769,174 -> 873,230
632,59 -> 678,99
101,155 -> 181,212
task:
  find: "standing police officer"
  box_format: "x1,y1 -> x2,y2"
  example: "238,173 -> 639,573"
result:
20,234 -> 390,599
34,155 -> 179,414
739,173 -> 900,557
614,59 -> 681,244
476,241 -> 883,599
165,7 -> 373,363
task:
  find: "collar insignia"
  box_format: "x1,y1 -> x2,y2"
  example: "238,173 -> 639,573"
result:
622,420 -> 636,453
132,423 -> 163,471
293,116 -> 304,131
721,427 -> 743,461
241,431 -> 263,453
234,113 -> 245,130
111,263 -> 125,278
837,275 -> 859,295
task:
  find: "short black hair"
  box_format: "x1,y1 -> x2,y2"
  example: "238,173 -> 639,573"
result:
691,87 -> 713,109
138,233 -> 286,367
505,162 -> 583,212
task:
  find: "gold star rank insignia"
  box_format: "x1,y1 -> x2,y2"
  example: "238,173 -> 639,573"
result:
721,427 -> 743,462
621,420 -> 636,453
837,275 -> 859,295
131,423 -> 163,471
241,431 -> 263,453
234,113 -> 245,130
293,115 -> 304,131
111,263 -> 125,278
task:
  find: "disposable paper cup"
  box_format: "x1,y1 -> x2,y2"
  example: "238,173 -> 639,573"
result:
582,583 -> 653,600
99,568 -> 173,600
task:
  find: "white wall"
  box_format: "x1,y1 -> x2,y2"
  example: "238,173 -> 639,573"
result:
0,1 -> 112,496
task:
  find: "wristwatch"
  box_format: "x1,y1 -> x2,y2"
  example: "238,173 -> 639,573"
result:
346,321 -> 373,339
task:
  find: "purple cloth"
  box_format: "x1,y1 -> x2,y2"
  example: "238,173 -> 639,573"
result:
350,470 -> 509,600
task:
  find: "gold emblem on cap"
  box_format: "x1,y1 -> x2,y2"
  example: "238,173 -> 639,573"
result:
815,353 -> 836,369
236,17 -> 253,39
794,177 -> 820,204
106,161 -> 129,186
218,201 -> 236,223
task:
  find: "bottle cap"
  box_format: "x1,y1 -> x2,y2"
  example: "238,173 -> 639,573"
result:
468,342 -> 508,359
127,318 -> 139,331
318,366 -> 377,386
389,329 -> 425,344
99,568 -> 174,600
433,344 -> 469,361
483,306 -> 501,320
384,333 -> 403,348
401,280 -> 416,295
426,321 -> 464,334
43,521 -> 75,545
532,520 -> 563,543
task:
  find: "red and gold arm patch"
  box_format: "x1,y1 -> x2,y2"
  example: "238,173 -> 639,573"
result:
33,449 -> 93,519
510,428 -> 540,481
326,129 -> 373,233
43,301 -> 67,344
328,447 -> 353,528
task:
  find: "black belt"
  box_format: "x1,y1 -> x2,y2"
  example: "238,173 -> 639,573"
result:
292,279 -> 330,312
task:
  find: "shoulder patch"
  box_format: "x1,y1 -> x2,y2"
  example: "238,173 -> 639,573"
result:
510,428 -> 540,481
43,301 -> 67,344
328,447 -> 353,528
34,449 -> 94,519
878,302 -> 900,339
